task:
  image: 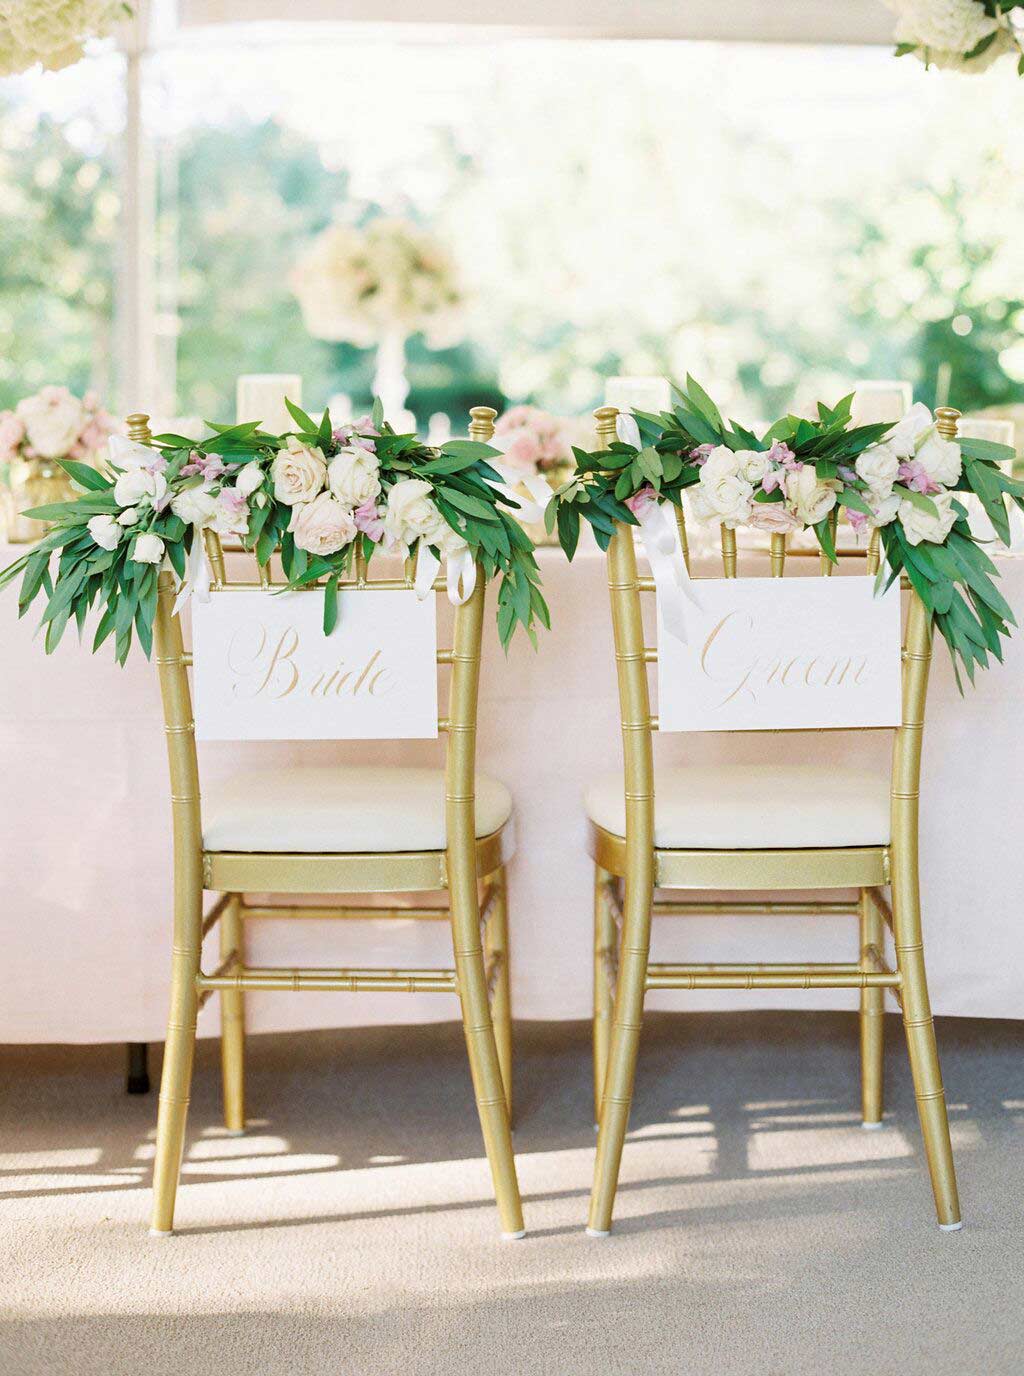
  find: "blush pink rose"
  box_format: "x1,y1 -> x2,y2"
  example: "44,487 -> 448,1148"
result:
748,502 -> 803,534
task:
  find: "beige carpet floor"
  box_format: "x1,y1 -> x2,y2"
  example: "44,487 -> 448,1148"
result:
2,1012 -> 1022,1376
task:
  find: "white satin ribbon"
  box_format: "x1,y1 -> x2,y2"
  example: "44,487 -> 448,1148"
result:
490,463 -> 554,524
172,528 -> 212,617
635,499 -> 700,644
413,540 -> 477,607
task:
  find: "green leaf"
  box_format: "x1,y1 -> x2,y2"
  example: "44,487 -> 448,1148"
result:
284,399 -> 317,434
323,573 -> 340,636
892,484 -> 938,517
56,460 -> 112,491
440,440 -> 502,461
371,396 -> 384,431
437,487 -> 499,521
556,502 -> 580,560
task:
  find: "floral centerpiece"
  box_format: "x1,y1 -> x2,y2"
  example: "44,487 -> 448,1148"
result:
1,386 -> 116,542
548,377 -> 1023,685
492,405 -> 580,482
0,399 -> 547,662
0,2 -> 130,77
885,1 -> 1024,73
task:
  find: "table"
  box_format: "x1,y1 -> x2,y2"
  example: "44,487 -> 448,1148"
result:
3,538 -> 1023,1044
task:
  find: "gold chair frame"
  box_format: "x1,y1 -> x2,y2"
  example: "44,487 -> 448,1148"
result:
587,403 -> 962,1237
133,407 -> 524,1239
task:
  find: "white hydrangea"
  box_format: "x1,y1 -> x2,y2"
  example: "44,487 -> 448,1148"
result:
0,2 -> 125,78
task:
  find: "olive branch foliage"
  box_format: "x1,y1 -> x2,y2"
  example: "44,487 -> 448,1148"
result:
0,398 -> 548,665
547,377 -> 1024,687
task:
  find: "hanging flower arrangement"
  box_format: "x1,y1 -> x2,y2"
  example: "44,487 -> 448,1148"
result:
0,2 -> 130,77
884,1 -> 1024,73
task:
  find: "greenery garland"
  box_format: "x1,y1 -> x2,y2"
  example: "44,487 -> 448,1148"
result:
547,378 -> 1023,688
0,399 -> 548,664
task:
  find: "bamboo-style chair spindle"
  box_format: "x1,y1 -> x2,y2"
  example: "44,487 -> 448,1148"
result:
145,404 -> 523,1239
585,403 -> 962,1236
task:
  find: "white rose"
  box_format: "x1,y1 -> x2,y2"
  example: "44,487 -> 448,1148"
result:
887,0 -> 999,56
171,487 -> 219,527
87,513 -> 120,551
692,446 -> 754,528
15,386 -> 84,459
271,435 -> 327,505
117,507 -> 140,527
785,466 -> 838,526
885,402 -> 935,460
234,462 -> 265,498
383,478 -> 443,547
855,442 -> 900,502
289,493 -> 357,556
427,516 -> 468,555
898,491 -> 956,547
916,430 -> 962,488
114,467 -> 167,509
130,532 -> 165,565
737,450 -> 770,485
107,433 -> 155,471
327,446 -> 381,507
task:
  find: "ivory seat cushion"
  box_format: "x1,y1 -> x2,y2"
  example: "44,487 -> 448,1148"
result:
203,766 -> 513,854
585,763 -> 891,850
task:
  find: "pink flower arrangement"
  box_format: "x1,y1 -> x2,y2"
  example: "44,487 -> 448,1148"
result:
0,386 -> 116,469
493,405 -> 577,476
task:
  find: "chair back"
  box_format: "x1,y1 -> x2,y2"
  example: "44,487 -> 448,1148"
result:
593,402 -> 962,853
136,407 -> 498,871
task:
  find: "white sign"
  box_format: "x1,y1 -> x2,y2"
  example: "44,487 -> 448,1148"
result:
193,589 -> 438,741
657,576 -> 902,733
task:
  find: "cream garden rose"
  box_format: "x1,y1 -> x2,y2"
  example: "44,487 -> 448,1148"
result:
271,436 -> 327,506
690,446 -> 754,528
383,478 -> 444,548
747,502 -> 803,535
899,490 -> 957,546
785,466 -> 838,526
289,492 -> 357,556
327,446 -> 381,508
16,385 -> 84,458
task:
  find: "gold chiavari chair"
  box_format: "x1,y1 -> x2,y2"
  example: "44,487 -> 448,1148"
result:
133,406 -> 524,1239
585,403 -> 962,1237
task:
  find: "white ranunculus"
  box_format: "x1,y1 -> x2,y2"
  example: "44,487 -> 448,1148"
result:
383,478 -> 443,547
117,507 -> 139,527
916,430 -> 962,488
289,492 -> 357,556
691,445 -> 754,528
130,532 -> 165,565
114,466 -> 167,509
737,450 -> 770,486
87,513 -> 120,551
16,386 -> 84,458
271,435 -> 328,505
171,487 -> 219,527
785,466 -> 838,526
855,442 -> 900,501
234,462 -> 265,498
328,446 -> 381,507
898,490 -> 956,546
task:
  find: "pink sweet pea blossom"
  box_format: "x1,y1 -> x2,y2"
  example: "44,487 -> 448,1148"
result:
625,485 -> 658,518
766,441 -> 800,469
179,451 -> 224,485
354,499 -> 386,542
897,460 -> 941,495
846,506 -> 869,534
690,443 -> 715,465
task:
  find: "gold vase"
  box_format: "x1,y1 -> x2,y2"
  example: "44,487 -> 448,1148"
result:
2,456 -> 76,544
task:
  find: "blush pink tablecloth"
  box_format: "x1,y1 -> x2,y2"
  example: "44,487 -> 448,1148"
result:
3,539 -> 1024,1043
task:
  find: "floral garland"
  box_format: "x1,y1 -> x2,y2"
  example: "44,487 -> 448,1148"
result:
548,378 -> 1023,686
884,1 -> 1024,74
0,399 -> 547,664
0,2 -> 130,77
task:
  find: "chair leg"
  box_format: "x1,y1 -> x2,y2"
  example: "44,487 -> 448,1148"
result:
450,879 -> 525,1238
150,860 -> 203,1236
859,889 -> 885,1129
592,865 -> 616,1126
219,894 -> 246,1135
891,878 -> 961,1229
484,867 -> 513,1124
587,869 -> 654,1236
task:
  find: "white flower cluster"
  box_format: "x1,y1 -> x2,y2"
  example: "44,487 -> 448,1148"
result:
689,403 -> 963,547
269,435 -> 466,561
290,216 -> 464,349
0,1 -> 126,78
884,0 -> 1018,72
